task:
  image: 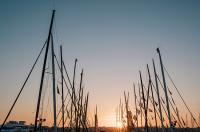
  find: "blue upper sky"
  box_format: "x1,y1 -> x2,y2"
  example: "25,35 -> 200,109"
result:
0,0 -> 200,126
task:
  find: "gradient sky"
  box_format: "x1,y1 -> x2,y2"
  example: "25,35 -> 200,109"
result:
0,0 -> 200,127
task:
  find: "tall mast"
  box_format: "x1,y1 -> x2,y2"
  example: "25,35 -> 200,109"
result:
76,69 -> 83,131
70,58 -> 78,129
153,59 -> 164,131
139,71 -> 148,132
133,83 -> 138,129
145,66 -> 151,132
79,70 -> 84,129
156,48 -> 173,132
34,10 -> 55,132
138,83 -> 143,128
147,64 -> 158,132
51,27 -> 57,132
60,45 -> 64,132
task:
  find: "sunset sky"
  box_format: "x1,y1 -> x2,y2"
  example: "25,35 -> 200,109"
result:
0,0 -> 200,127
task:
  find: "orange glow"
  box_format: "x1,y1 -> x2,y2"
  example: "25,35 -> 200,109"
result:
116,121 -> 123,128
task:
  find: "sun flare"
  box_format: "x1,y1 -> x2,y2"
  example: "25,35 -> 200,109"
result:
116,122 -> 123,128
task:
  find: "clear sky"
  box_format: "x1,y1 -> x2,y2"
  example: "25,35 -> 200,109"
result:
0,0 -> 200,127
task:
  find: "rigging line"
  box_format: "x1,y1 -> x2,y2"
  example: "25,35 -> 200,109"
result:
54,54 -> 71,90
156,75 -> 184,127
54,54 -> 81,124
136,83 -> 154,128
163,66 -> 200,127
43,60 -> 52,121
152,75 -> 182,127
39,75 -> 50,128
63,61 -> 73,89
44,74 -> 51,120
156,73 -> 184,125
40,67 -> 51,122
58,97 -> 71,126
136,91 -> 155,128
63,60 -> 84,110
39,75 -> 47,119
54,53 -> 77,113
0,40 -> 47,130
64,108 -> 71,127
144,80 -> 160,129
40,59 -> 51,117
142,82 -> 160,116
56,92 -> 70,119
54,54 -> 74,103
55,54 -> 88,131
43,56 -> 52,121
144,84 -> 169,126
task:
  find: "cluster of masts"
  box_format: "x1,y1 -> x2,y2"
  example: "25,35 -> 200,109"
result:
1,10 -> 200,132
116,48 -> 200,132
0,10 -> 93,132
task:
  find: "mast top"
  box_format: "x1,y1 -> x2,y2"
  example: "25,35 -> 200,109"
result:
156,47 -> 160,53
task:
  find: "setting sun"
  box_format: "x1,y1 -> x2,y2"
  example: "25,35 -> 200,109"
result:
116,121 -> 123,128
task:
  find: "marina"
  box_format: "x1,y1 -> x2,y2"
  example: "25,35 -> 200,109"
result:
0,1 -> 200,132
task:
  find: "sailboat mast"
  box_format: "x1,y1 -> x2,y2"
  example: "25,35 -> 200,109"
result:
70,58 -> 78,129
145,65 -> 150,132
139,71 -> 148,132
133,83 -> 138,129
147,64 -> 158,132
153,59 -> 165,132
156,48 -> 173,132
51,28 -> 57,132
138,83 -> 143,128
60,45 -> 64,132
34,10 -> 55,132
